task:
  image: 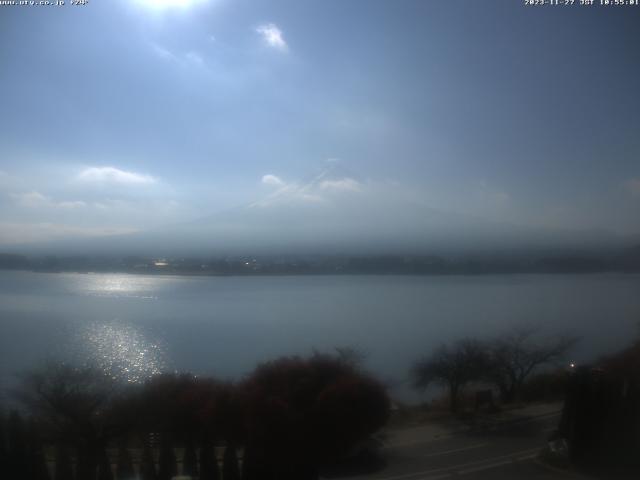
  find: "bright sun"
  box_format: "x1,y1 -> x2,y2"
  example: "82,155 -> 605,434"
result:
135,0 -> 206,9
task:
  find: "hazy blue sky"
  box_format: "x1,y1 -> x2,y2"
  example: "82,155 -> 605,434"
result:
0,0 -> 639,248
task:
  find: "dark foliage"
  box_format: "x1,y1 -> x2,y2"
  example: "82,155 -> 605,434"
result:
558,338 -> 640,474
27,420 -> 51,480
139,444 -> 157,480
412,339 -> 489,413
0,411 -> 6,468
54,445 -> 74,480
132,373 -> 236,443
486,328 -> 576,403
222,444 -> 240,480
413,330 -> 577,410
520,369 -> 569,402
207,382 -> 245,445
116,444 -> 135,479
199,445 -> 220,480
15,363 -> 128,452
242,354 -> 390,478
97,445 -> 114,480
76,443 -> 100,480
14,354 -> 390,479
7,411 -> 30,478
182,440 -> 199,477
157,439 -> 177,480
240,444 -> 259,480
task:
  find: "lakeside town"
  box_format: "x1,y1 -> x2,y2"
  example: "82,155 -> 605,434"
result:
1,247 -> 640,276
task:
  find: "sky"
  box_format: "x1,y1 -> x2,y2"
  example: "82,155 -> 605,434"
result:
0,0 -> 639,250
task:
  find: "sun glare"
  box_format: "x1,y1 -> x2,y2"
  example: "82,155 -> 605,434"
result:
134,0 -> 206,9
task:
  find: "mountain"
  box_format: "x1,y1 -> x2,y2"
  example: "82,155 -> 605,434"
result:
16,164 -> 634,257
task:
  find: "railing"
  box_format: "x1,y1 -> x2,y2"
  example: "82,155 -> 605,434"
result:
8,443 -> 243,480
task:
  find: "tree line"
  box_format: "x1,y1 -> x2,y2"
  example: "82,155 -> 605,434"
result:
412,327 -> 577,413
1,328 -> 580,479
2,352 -> 390,480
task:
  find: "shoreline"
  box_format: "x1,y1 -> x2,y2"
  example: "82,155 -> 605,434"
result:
1,268 -> 639,278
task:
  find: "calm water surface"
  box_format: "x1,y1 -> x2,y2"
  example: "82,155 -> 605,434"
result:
1,271 -> 639,401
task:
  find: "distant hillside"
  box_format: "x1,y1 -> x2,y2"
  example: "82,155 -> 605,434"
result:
2,248 -> 639,276
5,165 -> 637,259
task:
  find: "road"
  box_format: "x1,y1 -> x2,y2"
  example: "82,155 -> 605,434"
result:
328,411 -> 579,480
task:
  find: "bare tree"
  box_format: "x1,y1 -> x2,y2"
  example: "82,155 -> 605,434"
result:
15,362 -> 127,478
334,346 -> 367,368
412,339 -> 489,413
487,327 -> 577,403
15,362 -> 123,438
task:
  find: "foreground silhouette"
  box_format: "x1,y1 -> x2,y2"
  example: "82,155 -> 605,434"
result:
5,352 -> 390,480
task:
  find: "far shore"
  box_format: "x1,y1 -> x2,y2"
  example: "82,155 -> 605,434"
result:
1,266 -> 638,278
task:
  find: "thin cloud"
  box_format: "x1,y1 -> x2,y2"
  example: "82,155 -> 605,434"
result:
150,43 -> 178,61
150,43 -> 205,67
320,178 -> 362,193
77,167 -> 157,185
58,200 -> 89,208
256,23 -> 288,51
10,191 -> 86,209
262,174 -> 285,187
252,172 -> 364,208
0,222 -> 138,245
10,191 -> 48,208
185,51 -> 205,66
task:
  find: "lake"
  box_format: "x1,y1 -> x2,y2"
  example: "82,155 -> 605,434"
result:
1,271 -> 639,402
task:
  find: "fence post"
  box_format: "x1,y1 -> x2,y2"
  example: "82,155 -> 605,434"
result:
199,445 -> 219,480
222,444 -> 240,480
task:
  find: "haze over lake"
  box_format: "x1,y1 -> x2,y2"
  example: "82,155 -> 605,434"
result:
1,270 -> 639,402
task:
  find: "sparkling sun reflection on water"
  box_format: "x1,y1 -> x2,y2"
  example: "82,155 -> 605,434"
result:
74,274 -> 164,299
74,320 -> 168,383
61,274 -> 175,382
